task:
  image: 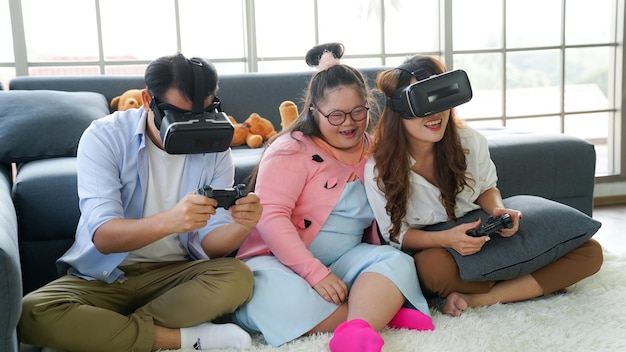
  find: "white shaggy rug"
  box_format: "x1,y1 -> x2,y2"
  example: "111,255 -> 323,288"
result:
168,250 -> 626,352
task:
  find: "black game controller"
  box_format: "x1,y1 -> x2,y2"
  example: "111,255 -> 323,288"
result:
466,213 -> 513,237
195,184 -> 247,209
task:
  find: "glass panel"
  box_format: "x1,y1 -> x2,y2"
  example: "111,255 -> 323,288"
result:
28,66 -> 101,76
565,112 -> 612,174
104,65 -> 149,76
258,60 -> 313,73
566,0 -> 615,45
180,0 -> 246,59
506,0 -> 561,48
317,0 -> 381,55
100,0 -> 177,61
384,0 -> 439,53
454,53 -> 503,119
565,47 -> 610,112
21,0 -> 99,61
0,0 -> 13,61
0,67 -> 16,91
506,50 -> 560,116
255,0 -> 315,58
452,0 -> 502,50
505,116 -> 561,134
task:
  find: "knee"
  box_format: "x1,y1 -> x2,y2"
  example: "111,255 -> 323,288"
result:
582,239 -> 604,276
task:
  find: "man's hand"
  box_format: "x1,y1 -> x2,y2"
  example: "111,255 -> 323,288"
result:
161,192 -> 218,234
228,192 -> 262,230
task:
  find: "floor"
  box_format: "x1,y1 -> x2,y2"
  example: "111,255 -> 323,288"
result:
591,203 -> 626,255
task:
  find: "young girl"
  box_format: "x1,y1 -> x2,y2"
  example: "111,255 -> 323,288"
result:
364,54 -> 603,317
231,43 -> 433,352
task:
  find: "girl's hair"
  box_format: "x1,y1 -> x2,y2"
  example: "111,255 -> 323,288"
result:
246,42 -> 375,190
144,52 -> 218,102
373,55 -> 469,243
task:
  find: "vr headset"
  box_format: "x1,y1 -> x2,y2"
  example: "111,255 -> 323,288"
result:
386,63 -> 473,119
150,58 -> 234,154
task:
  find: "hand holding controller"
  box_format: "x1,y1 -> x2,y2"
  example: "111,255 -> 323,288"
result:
466,213 -> 513,237
195,184 -> 247,209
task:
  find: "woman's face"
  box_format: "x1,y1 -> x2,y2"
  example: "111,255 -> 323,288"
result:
401,109 -> 450,145
400,75 -> 450,145
313,85 -> 369,150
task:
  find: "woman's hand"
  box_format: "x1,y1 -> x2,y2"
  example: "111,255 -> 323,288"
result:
491,207 -> 523,237
313,272 -> 348,305
448,219 -> 491,256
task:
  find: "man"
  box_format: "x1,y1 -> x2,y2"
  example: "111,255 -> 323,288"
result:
18,53 -> 262,351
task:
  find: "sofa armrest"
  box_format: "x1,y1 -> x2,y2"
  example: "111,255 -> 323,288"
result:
485,132 -> 596,216
0,163 -> 20,352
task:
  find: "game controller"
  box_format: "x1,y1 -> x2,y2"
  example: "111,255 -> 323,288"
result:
466,213 -> 513,237
195,184 -> 247,209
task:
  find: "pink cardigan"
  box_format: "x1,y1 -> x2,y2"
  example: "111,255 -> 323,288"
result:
236,131 -> 379,286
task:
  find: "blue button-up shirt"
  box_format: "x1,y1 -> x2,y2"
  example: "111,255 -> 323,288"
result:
56,107 -> 235,283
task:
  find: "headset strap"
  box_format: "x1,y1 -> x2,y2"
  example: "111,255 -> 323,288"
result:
188,58 -> 205,114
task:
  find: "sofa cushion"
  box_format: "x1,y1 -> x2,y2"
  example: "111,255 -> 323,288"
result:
0,90 -> 109,163
423,195 -> 601,281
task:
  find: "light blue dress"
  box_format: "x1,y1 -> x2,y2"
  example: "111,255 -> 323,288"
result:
232,181 -> 430,347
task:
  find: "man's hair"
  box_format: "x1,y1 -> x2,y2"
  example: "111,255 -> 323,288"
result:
144,53 -> 218,102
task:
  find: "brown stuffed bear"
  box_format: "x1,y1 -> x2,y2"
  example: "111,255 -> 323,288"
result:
228,115 -> 264,148
244,113 -> 277,141
110,89 -> 143,111
279,100 -> 299,130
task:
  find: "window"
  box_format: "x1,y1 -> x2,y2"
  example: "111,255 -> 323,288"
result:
2,0 -> 624,182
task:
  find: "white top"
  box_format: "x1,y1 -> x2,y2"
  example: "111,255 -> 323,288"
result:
364,126 -> 498,248
121,135 -> 188,265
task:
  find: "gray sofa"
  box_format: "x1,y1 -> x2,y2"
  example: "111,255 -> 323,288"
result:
0,70 -> 597,352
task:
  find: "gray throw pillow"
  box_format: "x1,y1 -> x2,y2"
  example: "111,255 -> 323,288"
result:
0,90 -> 110,163
422,195 -> 601,281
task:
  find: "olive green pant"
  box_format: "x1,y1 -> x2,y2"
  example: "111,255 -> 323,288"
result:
18,258 -> 253,352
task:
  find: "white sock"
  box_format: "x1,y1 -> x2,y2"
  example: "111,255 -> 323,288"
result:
180,322 -> 251,350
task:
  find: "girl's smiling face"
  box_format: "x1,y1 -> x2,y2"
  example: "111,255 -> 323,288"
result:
314,85 -> 369,150
401,109 -> 450,145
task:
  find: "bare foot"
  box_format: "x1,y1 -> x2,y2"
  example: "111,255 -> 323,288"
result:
441,292 -> 469,317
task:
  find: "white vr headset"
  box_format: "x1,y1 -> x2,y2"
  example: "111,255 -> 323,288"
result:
386,63 -> 473,119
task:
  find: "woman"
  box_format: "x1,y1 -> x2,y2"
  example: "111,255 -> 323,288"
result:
231,43 -> 433,352
364,54 -> 603,317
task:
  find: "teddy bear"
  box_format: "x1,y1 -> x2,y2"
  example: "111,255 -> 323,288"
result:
228,115 -> 264,148
245,113 -> 277,141
110,89 -> 143,111
279,100 -> 299,130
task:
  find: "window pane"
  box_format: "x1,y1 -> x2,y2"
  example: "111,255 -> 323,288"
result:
452,0 -> 502,50
28,66 -> 101,76
255,0 -> 314,58
566,0 -> 615,45
565,47 -> 610,112
384,0 -> 439,53
505,116 -> 561,134
506,50 -> 560,116
317,0 -> 381,55
0,67 -> 16,91
506,0 -> 561,48
100,0 -> 177,61
180,0 -> 246,59
22,0 -> 99,61
104,65 -> 149,76
565,112 -> 612,175
454,53 -> 503,119
0,0 -> 13,61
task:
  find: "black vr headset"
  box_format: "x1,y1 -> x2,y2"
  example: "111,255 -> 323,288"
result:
150,58 -> 234,154
386,63 -> 473,119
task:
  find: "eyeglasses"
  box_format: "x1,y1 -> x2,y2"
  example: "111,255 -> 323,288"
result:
312,105 -> 370,126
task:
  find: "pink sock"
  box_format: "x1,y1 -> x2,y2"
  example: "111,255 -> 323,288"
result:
388,307 -> 434,331
329,319 -> 384,352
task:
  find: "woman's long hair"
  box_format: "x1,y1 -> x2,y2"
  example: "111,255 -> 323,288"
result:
373,55 -> 469,243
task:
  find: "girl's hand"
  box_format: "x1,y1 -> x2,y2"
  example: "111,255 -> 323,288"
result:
448,219 -> 491,256
492,207 -> 523,237
313,272 -> 348,305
